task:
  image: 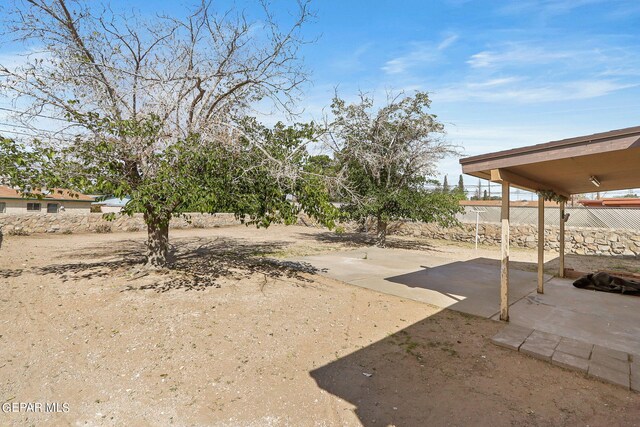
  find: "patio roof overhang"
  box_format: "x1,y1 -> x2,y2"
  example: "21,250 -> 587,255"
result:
458,125 -> 640,322
459,125 -> 640,197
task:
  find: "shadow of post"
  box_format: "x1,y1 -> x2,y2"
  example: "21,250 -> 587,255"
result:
381,257 -> 550,318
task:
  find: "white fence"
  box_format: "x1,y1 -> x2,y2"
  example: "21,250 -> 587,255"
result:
459,206 -> 640,230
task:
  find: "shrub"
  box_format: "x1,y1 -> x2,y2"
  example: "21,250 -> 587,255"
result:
94,224 -> 112,234
8,228 -> 30,236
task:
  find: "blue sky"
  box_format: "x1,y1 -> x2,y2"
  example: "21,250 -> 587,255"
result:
297,0 -> 640,190
2,0 -> 640,195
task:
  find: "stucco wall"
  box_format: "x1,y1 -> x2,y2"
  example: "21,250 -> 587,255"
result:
0,199 -> 91,215
99,206 -> 124,214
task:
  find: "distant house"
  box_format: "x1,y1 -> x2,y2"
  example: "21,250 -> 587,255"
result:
578,198 -> 640,208
92,197 -> 131,213
460,200 -> 560,207
0,186 -> 94,214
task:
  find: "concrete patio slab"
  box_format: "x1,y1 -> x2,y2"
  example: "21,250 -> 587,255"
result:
504,278 -> 640,356
291,248 -> 546,318
631,361 -> 640,392
552,351 -> 589,373
592,345 -> 629,362
520,330 -> 561,361
292,246 -> 640,373
493,326 -> 636,391
491,324 -> 533,350
556,337 -> 593,360
588,362 -> 630,389
590,351 -> 630,373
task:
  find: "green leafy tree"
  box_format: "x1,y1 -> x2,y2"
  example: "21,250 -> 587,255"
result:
442,175 -> 450,192
328,92 -> 462,247
0,0 -> 329,268
0,118 -> 336,266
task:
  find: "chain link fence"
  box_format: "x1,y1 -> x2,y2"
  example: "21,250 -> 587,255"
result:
459,206 -> 640,230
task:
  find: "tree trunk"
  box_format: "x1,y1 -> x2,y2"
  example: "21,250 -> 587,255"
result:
145,215 -> 170,268
376,217 -> 387,247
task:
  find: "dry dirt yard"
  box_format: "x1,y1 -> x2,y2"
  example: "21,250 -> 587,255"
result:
0,225 -> 639,426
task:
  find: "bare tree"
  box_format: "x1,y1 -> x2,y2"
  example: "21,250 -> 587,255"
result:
0,0 -> 319,267
326,91 -> 462,246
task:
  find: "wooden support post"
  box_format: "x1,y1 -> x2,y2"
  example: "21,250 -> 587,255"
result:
537,196 -> 544,293
559,199 -> 565,278
500,182 -> 510,321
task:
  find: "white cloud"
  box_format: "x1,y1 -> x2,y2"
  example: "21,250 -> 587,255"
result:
456,38 -> 640,104
382,33 -> 458,75
499,0 -> 608,16
433,78 -> 636,103
466,77 -> 522,88
467,45 -> 580,69
437,34 -> 459,51
382,43 -> 438,75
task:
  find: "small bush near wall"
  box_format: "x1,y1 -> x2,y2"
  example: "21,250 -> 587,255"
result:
94,224 -> 112,233
7,227 -> 30,236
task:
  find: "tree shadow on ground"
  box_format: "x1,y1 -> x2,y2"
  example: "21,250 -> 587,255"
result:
29,236 -> 323,292
297,231 -> 442,252
50,239 -> 148,262
0,268 -> 24,278
36,241 -> 148,282
126,237 -> 324,292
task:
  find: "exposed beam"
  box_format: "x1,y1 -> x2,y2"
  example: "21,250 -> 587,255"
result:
490,168 -> 571,199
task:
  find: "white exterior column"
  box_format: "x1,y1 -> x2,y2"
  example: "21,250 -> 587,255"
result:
537,196 -> 545,293
559,200 -> 566,278
500,182 -> 510,321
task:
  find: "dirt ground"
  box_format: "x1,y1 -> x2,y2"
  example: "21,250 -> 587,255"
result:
0,225 -> 639,426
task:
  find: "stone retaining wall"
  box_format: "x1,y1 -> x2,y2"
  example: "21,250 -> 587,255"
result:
391,221 -> 640,257
0,212 -> 241,235
2,211 -> 639,258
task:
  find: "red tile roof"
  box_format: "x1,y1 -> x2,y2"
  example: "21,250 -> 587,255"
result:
0,185 -> 94,201
578,198 -> 640,208
460,200 -> 560,207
